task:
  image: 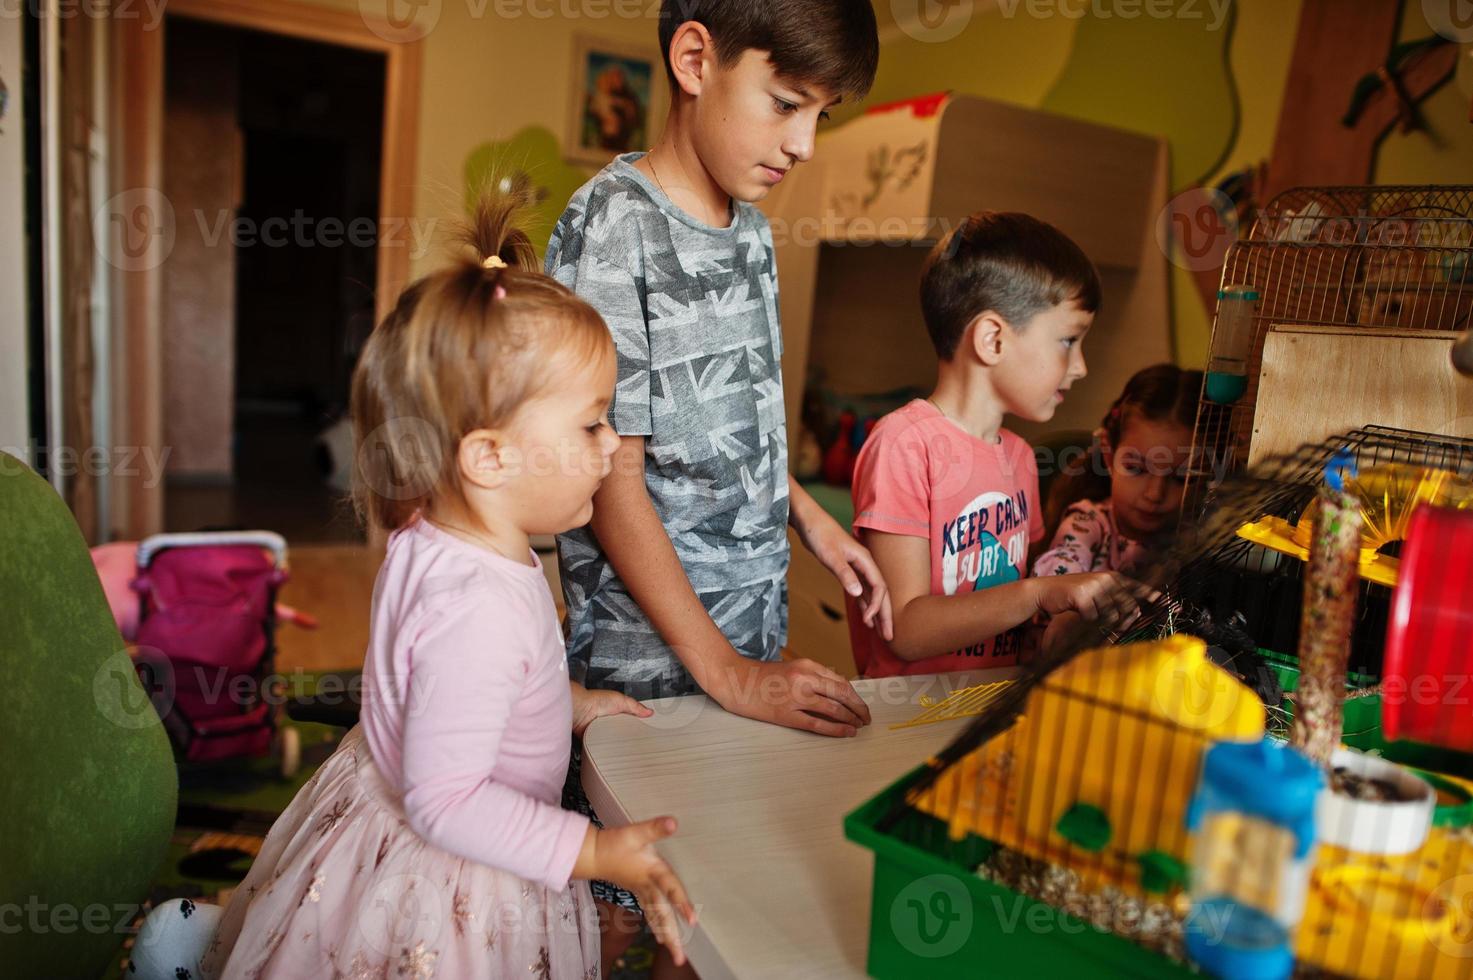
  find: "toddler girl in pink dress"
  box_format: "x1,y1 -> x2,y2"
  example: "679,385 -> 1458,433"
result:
203,188 -> 696,979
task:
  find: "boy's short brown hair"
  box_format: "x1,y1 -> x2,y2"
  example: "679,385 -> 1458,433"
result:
659,0 -> 879,99
920,211 -> 1102,360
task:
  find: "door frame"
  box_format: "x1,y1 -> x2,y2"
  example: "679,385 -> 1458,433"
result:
111,0 -> 421,538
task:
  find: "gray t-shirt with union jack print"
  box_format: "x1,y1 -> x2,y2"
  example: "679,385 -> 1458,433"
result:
547,153 -> 790,700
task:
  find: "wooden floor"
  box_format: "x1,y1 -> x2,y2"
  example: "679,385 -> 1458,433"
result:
274,545 -> 381,673
275,543 -> 564,673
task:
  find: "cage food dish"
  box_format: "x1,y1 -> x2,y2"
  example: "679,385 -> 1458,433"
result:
1235,463 -> 1473,587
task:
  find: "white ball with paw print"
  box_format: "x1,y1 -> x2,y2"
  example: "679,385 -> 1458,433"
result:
129,898 -> 223,980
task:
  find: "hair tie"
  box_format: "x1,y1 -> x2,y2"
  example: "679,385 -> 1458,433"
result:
482,255 -> 507,270
493,285 -> 507,300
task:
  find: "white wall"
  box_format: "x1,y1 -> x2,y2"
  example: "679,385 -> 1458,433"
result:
0,14 -> 31,463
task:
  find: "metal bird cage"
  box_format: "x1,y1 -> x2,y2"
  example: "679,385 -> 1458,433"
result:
1145,425 -> 1473,686
1187,185 -> 1473,512
854,429 -> 1473,979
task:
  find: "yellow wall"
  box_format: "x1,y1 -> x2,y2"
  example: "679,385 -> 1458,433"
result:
869,0 -> 1472,368
297,0 -> 1467,355
1170,0 -> 1302,366
301,0 -> 661,279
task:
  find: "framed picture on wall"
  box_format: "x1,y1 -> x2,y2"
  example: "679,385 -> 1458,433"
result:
566,34 -> 662,167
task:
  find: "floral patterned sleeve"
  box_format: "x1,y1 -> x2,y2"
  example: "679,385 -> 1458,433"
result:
1031,501 -> 1109,577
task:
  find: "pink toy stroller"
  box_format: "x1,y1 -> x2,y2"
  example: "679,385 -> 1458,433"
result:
125,531 -> 303,777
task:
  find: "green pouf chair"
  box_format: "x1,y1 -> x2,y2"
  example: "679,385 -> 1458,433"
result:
0,453 -> 177,978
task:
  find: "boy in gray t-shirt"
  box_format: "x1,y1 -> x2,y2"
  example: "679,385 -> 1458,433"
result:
547,0 -> 889,729
549,154 -> 795,699
548,5 -> 889,966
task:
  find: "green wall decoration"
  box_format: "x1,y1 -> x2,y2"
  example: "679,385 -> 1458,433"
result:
1041,0 -> 1240,190
464,126 -> 592,257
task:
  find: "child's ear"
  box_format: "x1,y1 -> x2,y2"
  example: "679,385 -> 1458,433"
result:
668,21 -> 713,97
967,311 -> 1007,367
457,429 -> 511,491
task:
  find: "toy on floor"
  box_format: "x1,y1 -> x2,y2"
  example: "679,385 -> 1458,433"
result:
119,531 -> 310,778
128,898 -> 223,980
91,540 -> 319,641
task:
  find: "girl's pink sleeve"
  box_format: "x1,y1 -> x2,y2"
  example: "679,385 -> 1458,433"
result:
1031,502 -> 1106,578
399,597 -> 589,891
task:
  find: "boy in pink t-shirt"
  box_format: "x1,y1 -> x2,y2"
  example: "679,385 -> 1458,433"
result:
849,212 -> 1137,677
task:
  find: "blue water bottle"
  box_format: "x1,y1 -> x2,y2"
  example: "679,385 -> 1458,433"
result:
1185,738 -> 1322,980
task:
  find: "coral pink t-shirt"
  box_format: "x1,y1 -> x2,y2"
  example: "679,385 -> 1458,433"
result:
849,399 -> 1044,677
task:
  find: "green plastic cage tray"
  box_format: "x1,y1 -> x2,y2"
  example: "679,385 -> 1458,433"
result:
844,769 -> 1194,979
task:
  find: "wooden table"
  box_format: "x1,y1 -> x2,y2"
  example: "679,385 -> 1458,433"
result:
581,669 -> 1014,979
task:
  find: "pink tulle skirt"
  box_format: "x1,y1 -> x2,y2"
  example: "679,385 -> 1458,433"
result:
202,726 -> 601,979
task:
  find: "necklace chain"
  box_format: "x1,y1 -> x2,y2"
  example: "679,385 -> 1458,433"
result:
648,147 -> 669,199
431,517 -> 519,564
647,147 -> 723,227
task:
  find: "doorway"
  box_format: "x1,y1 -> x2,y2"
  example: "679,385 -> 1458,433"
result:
161,17 -> 384,542
109,0 -> 420,541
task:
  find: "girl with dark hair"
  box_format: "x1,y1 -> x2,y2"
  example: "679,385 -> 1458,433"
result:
1035,363 -> 1203,579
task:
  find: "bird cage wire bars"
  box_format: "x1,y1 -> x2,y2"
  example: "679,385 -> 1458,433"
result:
1186,185 -> 1473,514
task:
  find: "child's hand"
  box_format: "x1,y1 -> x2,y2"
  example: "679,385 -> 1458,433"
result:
1041,610 -> 1083,655
1036,572 -> 1152,631
796,507 -> 894,641
707,656 -> 872,737
569,682 -> 652,738
577,819 -> 697,967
